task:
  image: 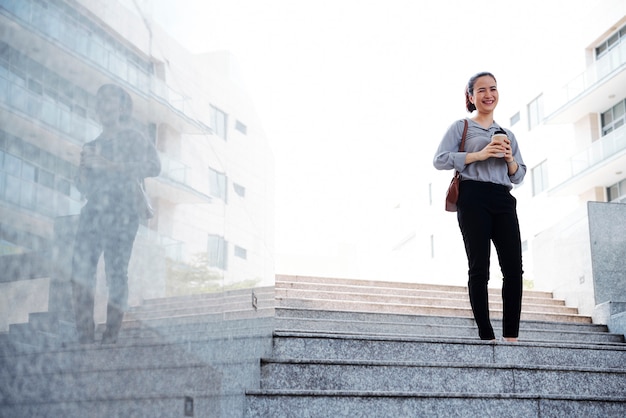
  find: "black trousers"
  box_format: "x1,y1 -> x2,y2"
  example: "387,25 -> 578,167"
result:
457,180 -> 523,340
71,202 -> 139,342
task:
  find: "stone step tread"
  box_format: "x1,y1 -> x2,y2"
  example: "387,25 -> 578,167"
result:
258,359 -> 626,396
268,332 -> 626,370
125,300 -> 274,317
245,388 -> 626,403
261,357 -> 626,373
0,345 -> 262,377
0,396 -> 213,418
244,391 -> 626,418
274,307 -> 605,332
1,364 -> 220,403
123,306 -> 275,323
276,299 -> 592,324
272,320 -> 625,344
275,293 -> 578,314
276,275 -> 555,295
127,297 -> 275,313
276,280 -> 555,300
276,288 -> 566,307
272,330 -> 626,353
137,287 -> 275,306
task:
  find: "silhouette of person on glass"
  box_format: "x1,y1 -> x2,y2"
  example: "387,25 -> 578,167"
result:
71,84 -> 160,344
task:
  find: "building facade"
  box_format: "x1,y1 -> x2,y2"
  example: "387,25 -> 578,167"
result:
0,0 -> 274,329
512,12 -> 626,317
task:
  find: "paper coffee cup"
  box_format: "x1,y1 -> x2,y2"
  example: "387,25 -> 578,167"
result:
491,133 -> 507,158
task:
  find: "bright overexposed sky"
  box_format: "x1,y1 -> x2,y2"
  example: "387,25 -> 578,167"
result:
143,0 -> 590,273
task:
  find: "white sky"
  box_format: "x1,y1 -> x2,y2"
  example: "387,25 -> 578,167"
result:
145,0 -> 589,271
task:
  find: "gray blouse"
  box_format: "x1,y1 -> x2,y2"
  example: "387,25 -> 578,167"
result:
433,118 -> 526,189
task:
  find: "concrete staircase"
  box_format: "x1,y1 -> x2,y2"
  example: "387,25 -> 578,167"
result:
244,275 -> 626,417
0,275 -> 624,417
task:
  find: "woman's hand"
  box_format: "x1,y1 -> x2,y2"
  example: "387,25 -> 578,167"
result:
465,138 -> 511,164
502,138 -> 514,163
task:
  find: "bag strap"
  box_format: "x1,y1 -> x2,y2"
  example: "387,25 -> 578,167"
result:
459,119 -> 468,152
452,120 -> 469,180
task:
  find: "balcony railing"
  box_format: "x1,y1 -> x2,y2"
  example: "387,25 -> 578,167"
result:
554,125 -> 626,187
1,0 -> 209,132
136,225 -> 184,262
0,73 -> 101,145
157,152 -> 190,185
545,41 -> 626,117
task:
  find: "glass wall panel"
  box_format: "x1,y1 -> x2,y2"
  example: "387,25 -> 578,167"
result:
0,2 -> 275,416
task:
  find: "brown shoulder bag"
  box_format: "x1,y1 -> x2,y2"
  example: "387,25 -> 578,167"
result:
445,119 -> 468,212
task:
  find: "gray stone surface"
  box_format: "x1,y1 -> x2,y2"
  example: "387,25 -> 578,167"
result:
271,332 -> 626,369
3,276 -> 626,417
0,317 -> 275,418
245,392 -> 626,418
259,359 -> 625,396
588,202 -> 626,305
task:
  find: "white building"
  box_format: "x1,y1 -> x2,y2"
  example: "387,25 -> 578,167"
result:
507,12 -> 626,317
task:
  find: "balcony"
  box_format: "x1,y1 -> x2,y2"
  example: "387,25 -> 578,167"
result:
549,125 -> 626,196
544,41 -> 626,124
149,152 -> 212,205
0,2 -> 211,136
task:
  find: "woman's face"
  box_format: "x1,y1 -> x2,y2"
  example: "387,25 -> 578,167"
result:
470,76 -> 498,114
96,89 -> 123,128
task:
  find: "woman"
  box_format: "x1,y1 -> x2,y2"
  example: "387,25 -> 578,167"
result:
433,72 -> 526,342
71,84 -> 161,344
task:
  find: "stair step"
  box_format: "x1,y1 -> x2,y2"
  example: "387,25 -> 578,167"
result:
135,286 -> 275,309
277,298 -> 592,324
259,358 -> 625,396
274,317 -> 624,344
244,390 -> 626,418
1,363 -> 220,404
276,281 -> 552,305
270,331 -> 626,369
0,396 -> 216,418
275,307 -> 606,333
123,306 -> 275,325
276,275 -> 555,297
276,289 -> 576,313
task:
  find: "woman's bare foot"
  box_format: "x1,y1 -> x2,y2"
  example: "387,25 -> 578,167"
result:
502,337 -> 518,342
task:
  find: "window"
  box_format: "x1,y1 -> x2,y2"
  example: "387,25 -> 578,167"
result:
207,234 -> 228,270
210,105 -> 228,140
234,245 -> 247,260
531,160 -> 549,196
0,129 -> 80,216
601,99 -> 626,136
208,167 -> 227,202
607,178 -> 626,203
233,182 -> 246,197
527,95 -> 544,130
510,111 -> 520,126
235,120 -> 247,135
37,168 -> 55,188
596,24 -> 626,59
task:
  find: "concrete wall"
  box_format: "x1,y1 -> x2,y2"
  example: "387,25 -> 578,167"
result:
588,202 -> 626,305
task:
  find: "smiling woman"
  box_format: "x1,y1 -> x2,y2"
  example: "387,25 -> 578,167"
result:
433,72 -> 527,342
